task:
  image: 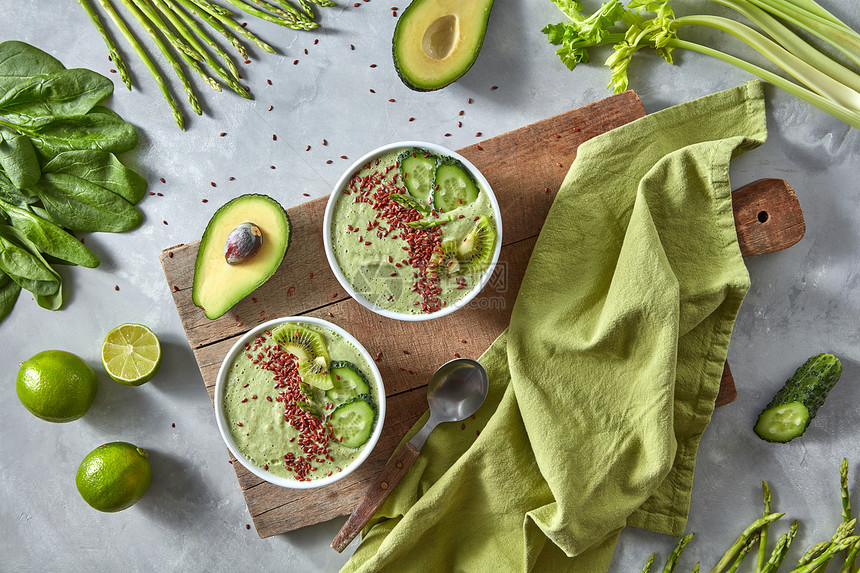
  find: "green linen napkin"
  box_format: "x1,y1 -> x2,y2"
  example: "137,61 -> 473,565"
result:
342,81 -> 767,573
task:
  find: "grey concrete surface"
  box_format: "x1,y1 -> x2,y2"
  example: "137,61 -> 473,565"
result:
1,1 -> 858,571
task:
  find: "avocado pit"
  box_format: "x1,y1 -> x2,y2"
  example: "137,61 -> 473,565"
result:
422,15 -> 459,59
225,222 -> 263,265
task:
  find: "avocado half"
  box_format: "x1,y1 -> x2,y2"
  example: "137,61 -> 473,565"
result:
192,194 -> 291,319
393,0 -> 495,92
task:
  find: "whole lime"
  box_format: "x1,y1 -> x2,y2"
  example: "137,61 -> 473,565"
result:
76,442 -> 152,513
16,350 -> 98,423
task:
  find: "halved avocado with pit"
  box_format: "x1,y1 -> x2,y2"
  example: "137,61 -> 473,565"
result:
393,0 -> 495,91
192,194 -> 291,319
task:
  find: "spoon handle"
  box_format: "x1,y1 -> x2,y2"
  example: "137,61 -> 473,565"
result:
331,442 -> 421,553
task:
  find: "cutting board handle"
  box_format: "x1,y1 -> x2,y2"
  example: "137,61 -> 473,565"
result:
718,177 -> 804,406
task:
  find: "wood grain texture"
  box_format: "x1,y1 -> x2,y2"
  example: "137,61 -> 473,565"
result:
732,178 -> 805,256
331,442 -> 421,553
159,93 -> 804,537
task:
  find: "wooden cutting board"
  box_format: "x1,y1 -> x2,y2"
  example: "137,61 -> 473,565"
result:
159,91 -> 804,538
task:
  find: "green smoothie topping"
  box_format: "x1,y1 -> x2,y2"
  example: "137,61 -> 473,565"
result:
331,148 -> 497,315
224,322 -> 378,482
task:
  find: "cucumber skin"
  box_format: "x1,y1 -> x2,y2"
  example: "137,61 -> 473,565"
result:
755,353 -> 842,442
763,353 -> 842,419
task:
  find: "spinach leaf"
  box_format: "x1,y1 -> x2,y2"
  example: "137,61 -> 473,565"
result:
0,197 -> 99,267
5,224 -> 64,310
43,150 -> 147,204
0,169 -> 39,207
0,269 -> 22,322
27,112 -> 138,160
0,69 -> 114,123
28,204 -> 56,223
0,224 -> 60,296
0,41 -> 65,98
0,125 -> 40,188
34,268 -> 63,310
31,172 -> 142,232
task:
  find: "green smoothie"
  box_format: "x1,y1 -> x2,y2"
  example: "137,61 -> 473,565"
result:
330,148 -> 498,315
223,322 -> 378,482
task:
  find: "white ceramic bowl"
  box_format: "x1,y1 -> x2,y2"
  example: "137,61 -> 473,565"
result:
214,317 -> 385,489
323,141 -> 503,322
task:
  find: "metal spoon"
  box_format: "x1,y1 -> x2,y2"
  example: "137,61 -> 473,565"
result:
331,358 -> 489,552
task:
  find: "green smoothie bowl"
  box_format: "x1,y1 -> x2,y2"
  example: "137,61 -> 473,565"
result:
323,141 -> 503,321
214,317 -> 385,489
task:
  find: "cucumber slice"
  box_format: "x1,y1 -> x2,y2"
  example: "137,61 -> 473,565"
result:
399,151 -> 436,203
754,353 -> 842,443
330,398 -> 376,448
432,159 -> 479,213
327,361 -> 371,403
754,401 -> 810,443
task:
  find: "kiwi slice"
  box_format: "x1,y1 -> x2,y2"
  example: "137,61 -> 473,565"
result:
271,323 -> 334,390
455,215 -> 497,274
432,239 -> 461,276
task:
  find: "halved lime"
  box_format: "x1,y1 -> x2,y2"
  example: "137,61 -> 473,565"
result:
101,323 -> 161,386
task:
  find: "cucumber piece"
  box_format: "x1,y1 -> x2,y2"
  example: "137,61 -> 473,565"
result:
330,397 -> 376,449
398,149 -> 436,204
432,158 -> 479,213
754,353 -> 842,443
327,360 -> 371,403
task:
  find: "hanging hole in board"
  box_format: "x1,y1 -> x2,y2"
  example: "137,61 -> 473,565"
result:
757,211 -> 769,223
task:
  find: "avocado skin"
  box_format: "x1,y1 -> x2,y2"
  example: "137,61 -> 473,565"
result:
392,0 -> 495,92
192,194 -> 292,319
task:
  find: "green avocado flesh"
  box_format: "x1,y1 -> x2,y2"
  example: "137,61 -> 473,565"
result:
192,194 -> 291,319
393,0 -> 494,91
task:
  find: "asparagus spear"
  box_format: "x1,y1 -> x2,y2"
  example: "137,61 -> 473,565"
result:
173,0 -> 249,59
761,520 -> 798,573
691,564 -> 700,573
642,552 -> 656,573
308,0 -> 337,6
793,536 -> 860,573
97,0 -> 186,127
841,539 -> 859,573
727,531 -> 761,573
249,0 -> 303,21
296,0 -> 316,20
186,0 -> 233,16
815,518 -> 859,572
162,0 -> 241,79
663,533 -> 695,573
129,0 -> 224,94
150,0 -> 249,97
843,459 -> 853,523
757,481 -> 772,573
797,541 -> 830,567
711,513 -> 785,573
223,0 -> 320,30
78,0 -> 133,89
116,0 -> 204,114
187,0 -> 276,53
